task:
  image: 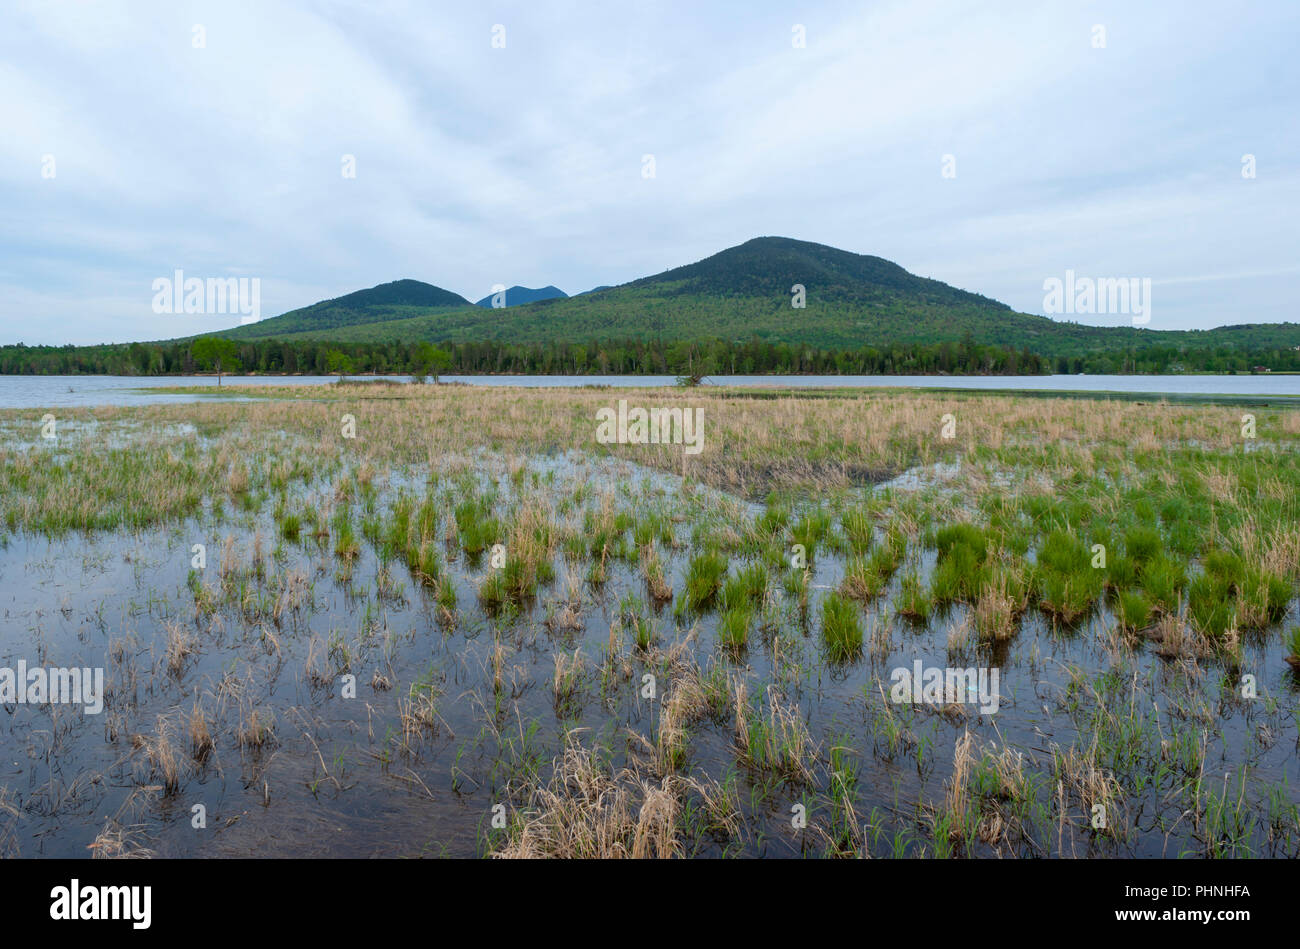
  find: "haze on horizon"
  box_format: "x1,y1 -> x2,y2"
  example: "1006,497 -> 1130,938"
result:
2,0 -> 1297,346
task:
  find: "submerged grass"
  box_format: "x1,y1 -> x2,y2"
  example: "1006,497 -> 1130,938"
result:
2,384 -> 1299,858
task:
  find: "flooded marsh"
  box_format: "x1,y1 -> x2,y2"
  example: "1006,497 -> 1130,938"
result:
2,383 -> 1299,858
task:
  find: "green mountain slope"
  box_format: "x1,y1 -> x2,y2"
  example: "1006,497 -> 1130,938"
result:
7,236 -> 1299,377
231,237 -> 1299,359
223,278 -> 472,340
233,236 -> 1029,347
623,236 -> 1010,307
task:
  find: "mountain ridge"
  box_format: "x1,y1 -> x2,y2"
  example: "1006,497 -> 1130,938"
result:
130,237 -> 1300,359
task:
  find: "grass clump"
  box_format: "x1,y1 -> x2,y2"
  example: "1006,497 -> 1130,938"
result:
279,512 -> 301,542
477,570 -> 509,613
1036,530 -> 1103,623
934,523 -> 988,561
1187,573 -> 1236,638
896,571 -> 933,622
717,605 -> 752,652
1115,589 -> 1152,631
791,509 -> 832,562
1140,556 -> 1186,614
841,506 -> 874,554
821,592 -> 863,662
456,497 -> 502,557
683,550 -> 729,612
332,508 -> 360,561
842,554 -> 887,601
1186,548 -> 1252,638
619,595 -> 655,651
929,523 -> 988,605
436,573 -> 457,612
972,568 -> 1027,641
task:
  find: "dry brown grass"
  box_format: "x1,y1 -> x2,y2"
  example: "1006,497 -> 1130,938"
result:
1053,740 -> 1124,839
946,613 -> 972,654
188,701 -> 214,763
944,730 -> 975,828
397,679 -> 445,746
236,706 -> 275,749
133,714 -> 182,795
640,544 -> 673,601
4,386 -> 1294,534
494,737 -> 681,858
973,574 -> 1019,641
163,622 -> 195,677
304,634 -> 330,687
934,731 -> 1034,850
493,731 -> 738,858
551,648 -> 585,708
1147,612 -> 1217,660
545,575 -> 584,633
88,821 -> 156,859
654,669 -> 708,774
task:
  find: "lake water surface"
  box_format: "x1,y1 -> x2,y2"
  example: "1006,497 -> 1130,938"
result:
1,373 -> 1298,408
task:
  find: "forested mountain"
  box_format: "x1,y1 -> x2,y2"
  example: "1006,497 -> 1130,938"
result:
212,237 -> 1297,361
220,279 -> 471,340
4,237 -> 1298,376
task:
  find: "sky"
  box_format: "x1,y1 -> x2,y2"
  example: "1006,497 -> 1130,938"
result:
2,0 -> 1297,345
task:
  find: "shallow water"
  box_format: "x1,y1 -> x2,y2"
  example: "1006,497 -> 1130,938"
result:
3,373 -> 1300,409
0,447 -> 1295,858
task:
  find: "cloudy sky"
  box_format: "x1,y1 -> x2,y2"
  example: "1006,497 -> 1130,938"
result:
3,0 -> 1297,345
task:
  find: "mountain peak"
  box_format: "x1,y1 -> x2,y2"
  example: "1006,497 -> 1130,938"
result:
219,278 -> 470,339
328,279 -> 470,309
474,285 -> 568,308
627,236 -> 1008,310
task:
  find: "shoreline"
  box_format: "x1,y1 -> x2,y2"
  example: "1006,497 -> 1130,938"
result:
2,369 -> 1299,379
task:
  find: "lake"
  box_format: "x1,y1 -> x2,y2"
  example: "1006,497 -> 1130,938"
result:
0,372 -> 1298,408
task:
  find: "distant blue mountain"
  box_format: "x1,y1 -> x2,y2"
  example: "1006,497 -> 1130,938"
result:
474,285 -> 568,308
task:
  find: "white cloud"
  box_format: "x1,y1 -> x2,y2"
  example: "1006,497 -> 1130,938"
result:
1,0 -> 1296,344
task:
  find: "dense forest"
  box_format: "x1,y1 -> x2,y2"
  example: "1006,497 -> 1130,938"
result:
2,334 -> 1298,378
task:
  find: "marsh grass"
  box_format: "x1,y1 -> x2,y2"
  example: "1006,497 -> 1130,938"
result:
618,594 -> 655,651
792,510 -> 832,562
896,571 -> 933,622
821,592 -> 863,662
492,733 -> 738,858
640,543 -> 673,602
732,681 -> 815,783
683,550 -> 728,612
1036,530 -> 1103,623
188,702 -> 215,763
841,506 -> 874,554
127,715 -> 184,798
4,385 -> 1300,858
456,496 -> 501,557
717,604 -> 752,652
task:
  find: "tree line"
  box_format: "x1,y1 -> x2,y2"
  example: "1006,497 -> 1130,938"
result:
1,334 -> 1297,377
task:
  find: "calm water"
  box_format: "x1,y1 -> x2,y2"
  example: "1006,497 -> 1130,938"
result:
0,373 -> 1298,408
